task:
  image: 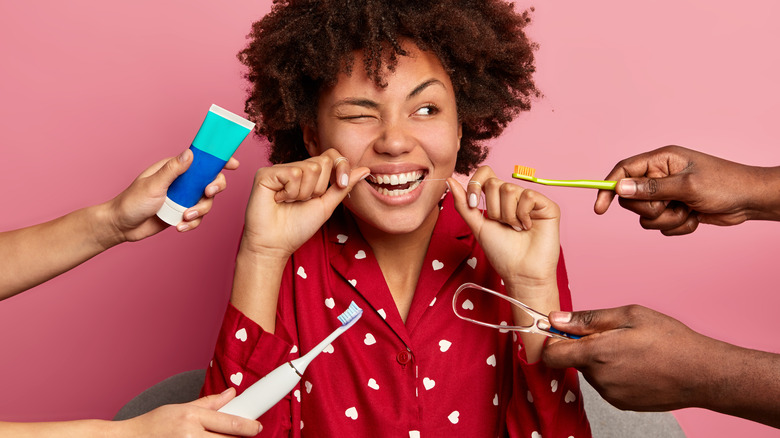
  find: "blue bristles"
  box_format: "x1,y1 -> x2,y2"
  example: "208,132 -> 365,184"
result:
338,301 -> 363,325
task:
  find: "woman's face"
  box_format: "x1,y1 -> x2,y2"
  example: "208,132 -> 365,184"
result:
305,41 -> 462,235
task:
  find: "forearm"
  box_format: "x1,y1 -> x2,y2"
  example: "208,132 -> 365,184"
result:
0,419 -> 121,438
507,281 -> 559,363
699,341 -> 780,428
229,244 -> 288,333
0,203 -> 123,300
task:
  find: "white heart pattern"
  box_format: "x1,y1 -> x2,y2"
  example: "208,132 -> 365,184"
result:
367,378 -> 380,390
364,333 -> 376,345
305,381 -> 313,393
551,379 -> 559,393
448,411 -> 460,424
429,297 -> 436,307
565,390 -> 576,403
325,298 -> 335,309
294,389 -> 301,402
527,390 -> 534,403
290,345 -> 298,354
423,377 -> 435,390
498,321 -> 509,333
337,234 -> 348,244
296,266 -> 307,279
462,299 -> 474,310
432,260 -> 444,271
377,309 -> 387,319
532,432 -> 542,438
235,328 -> 247,342
323,343 -> 334,354
230,372 -> 243,386
409,432 -> 421,438
486,354 -> 497,367
345,407 -> 358,420
493,394 -> 499,406
439,340 -> 452,352
348,279 -> 357,287
467,257 -> 477,269
355,250 -> 367,259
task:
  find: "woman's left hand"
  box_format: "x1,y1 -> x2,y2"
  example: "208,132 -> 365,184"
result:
448,166 -> 560,301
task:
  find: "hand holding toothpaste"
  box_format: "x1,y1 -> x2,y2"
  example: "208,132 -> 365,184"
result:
108,149 -> 239,240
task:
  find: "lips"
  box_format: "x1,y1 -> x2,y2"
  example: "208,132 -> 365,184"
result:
367,170 -> 426,196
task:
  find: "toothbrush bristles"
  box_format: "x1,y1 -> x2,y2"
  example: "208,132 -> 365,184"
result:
338,301 -> 363,325
513,165 -> 536,177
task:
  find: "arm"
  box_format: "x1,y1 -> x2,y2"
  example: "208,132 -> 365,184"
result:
448,166 -> 561,363
594,145 -> 780,235
0,150 -> 237,300
542,305 -> 780,429
0,388 -> 261,437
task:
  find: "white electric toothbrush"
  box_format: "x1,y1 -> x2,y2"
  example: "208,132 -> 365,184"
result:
218,301 -> 363,419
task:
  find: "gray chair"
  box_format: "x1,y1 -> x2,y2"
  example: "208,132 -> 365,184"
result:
114,369 -> 686,437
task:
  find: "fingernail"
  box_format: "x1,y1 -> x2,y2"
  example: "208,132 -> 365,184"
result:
445,181 -> 451,191
177,149 -> 192,163
468,193 -> 478,208
184,210 -> 198,221
258,423 -> 263,433
617,179 -> 637,196
177,223 -> 190,232
340,173 -> 349,187
512,225 -> 524,232
550,311 -> 572,324
205,185 -> 218,197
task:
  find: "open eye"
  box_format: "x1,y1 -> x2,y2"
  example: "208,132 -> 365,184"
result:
414,104 -> 440,116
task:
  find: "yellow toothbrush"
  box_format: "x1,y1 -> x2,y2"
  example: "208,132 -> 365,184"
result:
512,165 -> 616,190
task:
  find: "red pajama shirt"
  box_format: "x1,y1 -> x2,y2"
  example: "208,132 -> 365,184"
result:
202,195 -> 591,438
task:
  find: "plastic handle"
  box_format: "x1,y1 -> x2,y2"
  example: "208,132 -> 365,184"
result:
218,362 -> 301,419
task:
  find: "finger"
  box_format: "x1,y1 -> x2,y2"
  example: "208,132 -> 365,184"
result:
150,149 -> 194,187
659,213 -> 699,236
447,177 -> 486,231
616,174 -> 691,202
319,166 -> 370,211
332,156 -> 351,188
189,387 -> 236,409
224,157 -> 240,171
636,202 -> 692,231
272,162 -> 324,202
594,188 -> 618,215
617,197 -> 670,220
467,166 -> 497,209
548,307 -> 632,336
204,173 -> 228,198
195,410 -> 263,437
542,336 -> 592,369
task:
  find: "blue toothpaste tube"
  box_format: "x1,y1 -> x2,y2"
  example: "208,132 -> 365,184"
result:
156,104 -> 255,226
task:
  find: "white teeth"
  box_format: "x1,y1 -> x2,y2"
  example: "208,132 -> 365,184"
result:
376,180 -> 422,197
370,170 -> 423,185
398,173 -> 408,184
390,174 -> 399,185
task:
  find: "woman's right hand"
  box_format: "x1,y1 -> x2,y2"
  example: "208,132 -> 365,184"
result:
240,149 -> 369,259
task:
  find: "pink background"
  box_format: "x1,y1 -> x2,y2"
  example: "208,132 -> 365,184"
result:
1,1 -> 778,436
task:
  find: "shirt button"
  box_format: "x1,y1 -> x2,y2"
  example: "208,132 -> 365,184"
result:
397,350 -> 411,365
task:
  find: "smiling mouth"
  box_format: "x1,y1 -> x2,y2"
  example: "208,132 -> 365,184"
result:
367,170 -> 427,196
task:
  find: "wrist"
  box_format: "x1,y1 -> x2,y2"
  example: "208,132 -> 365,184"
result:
85,203 -> 127,251
749,166 -> 780,221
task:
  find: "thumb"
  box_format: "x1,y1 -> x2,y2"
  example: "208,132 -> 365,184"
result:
149,149 -> 193,189
447,177 -> 485,232
319,167 -> 370,211
188,387 -> 236,410
615,174 -> 685,201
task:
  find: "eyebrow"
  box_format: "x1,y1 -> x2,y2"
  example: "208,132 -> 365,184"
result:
332,79 -> 446,110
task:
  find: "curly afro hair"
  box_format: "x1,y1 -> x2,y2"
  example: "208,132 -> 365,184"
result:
238,0 -> 540,175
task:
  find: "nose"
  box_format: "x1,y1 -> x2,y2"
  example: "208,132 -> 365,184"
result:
373,120 -> 415,156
